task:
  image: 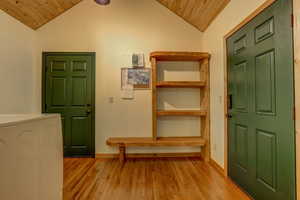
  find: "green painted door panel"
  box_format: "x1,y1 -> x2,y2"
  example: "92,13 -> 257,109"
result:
43,53 -> 95,157
227,0 -> 295,199
255,50 -> 276,114
50,77 -> 67,106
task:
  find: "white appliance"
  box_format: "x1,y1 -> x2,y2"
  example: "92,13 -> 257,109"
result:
0,114 -> 63,200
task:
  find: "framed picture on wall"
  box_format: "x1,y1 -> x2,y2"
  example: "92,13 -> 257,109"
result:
121,68 -> 151,89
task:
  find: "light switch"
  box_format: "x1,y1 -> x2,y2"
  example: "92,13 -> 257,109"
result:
108,97 -> 114,103
213,143 -> 217,151
219,96 -> 222,104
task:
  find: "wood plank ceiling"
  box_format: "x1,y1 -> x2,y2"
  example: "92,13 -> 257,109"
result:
156,0 -> 231,32
0,0 -> 230,31
0,0 -> 83,30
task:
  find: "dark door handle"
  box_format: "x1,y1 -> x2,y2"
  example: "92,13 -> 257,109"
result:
227,114 -> 233,118
86,109 -> 91,115
228,94 -> 233,109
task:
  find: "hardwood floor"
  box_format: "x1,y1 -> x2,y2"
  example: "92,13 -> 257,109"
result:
63,158 -> 251,200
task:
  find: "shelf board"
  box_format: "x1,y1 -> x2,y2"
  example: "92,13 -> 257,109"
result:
107,137 -> 206,147
156,81 -> 206,88
150,51 -> 210,61
157,110 -> 207,117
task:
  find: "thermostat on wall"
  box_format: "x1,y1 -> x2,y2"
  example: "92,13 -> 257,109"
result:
132,53 -> 145,68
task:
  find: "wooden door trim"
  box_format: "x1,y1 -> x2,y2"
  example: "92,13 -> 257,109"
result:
224,0 -> 276,39
294,0 -> 300,199
223,0 -> 278,178
42,52 -> 96,157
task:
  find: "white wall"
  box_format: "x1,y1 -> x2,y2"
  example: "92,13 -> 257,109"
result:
35,0 -> 203,154
0,11 -> 37,114
1,0 -> 280,160
201,0 -> 267,167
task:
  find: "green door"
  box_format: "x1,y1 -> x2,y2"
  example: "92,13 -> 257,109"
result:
42,52 -> 95,157
227,0 -> 295,199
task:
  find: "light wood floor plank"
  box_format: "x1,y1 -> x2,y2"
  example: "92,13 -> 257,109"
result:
63,158 -> 251,200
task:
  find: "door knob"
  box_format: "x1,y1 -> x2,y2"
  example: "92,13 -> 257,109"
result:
227,114 -> 233,118
228,94 -> 233,109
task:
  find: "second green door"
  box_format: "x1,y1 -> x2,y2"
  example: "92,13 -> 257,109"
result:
43,52 -> 95,157
227,0 -> 295,199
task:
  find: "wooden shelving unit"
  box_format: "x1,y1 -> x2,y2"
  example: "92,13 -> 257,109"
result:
107,51 -> 210,163
156,81 -> 206,88
150,51 -> 210,61
156,110 -> 207,117
151,51 -> 211,162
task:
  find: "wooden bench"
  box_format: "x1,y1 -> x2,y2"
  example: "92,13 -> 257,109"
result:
106,137 -> 206,162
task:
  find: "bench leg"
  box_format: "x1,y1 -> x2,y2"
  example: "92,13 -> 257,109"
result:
119,145 -> 126,163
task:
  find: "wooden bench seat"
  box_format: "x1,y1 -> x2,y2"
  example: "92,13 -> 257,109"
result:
106,137 -> 206,162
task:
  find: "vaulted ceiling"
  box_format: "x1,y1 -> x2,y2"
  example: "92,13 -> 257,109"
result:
0,0 -> 83,29
0,0 -> 230,31
156,0 -> 230,32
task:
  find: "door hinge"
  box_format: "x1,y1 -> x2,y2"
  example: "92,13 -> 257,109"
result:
291,14 -> 294,28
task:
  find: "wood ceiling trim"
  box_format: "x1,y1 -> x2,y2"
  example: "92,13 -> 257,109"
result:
156,0 -> 231,32
0,0 -> 83,30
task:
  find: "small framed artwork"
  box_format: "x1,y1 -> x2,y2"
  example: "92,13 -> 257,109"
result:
121,68 -> 151,89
